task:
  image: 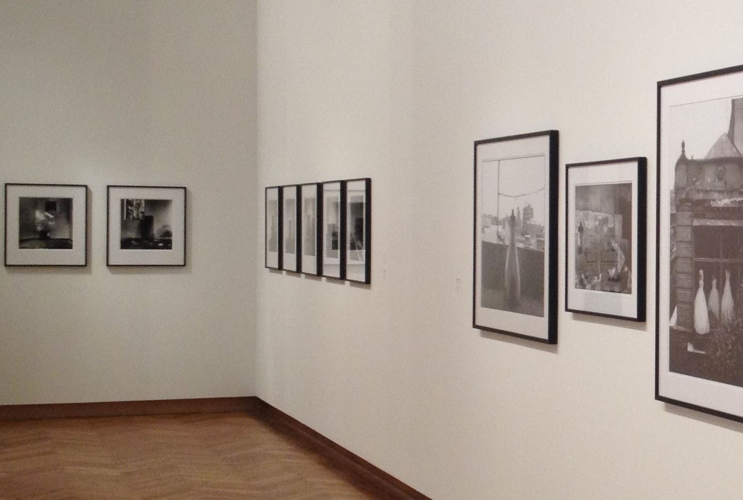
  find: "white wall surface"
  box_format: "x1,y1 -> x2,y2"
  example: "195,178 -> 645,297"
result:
0,0 -> 257,404
256,1 -> 743,499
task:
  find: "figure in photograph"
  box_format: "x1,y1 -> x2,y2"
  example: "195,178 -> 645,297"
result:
18,198 -> 74,249
573,183 -> 633,294
480,156 -> 545,317
668,97 -> 743,386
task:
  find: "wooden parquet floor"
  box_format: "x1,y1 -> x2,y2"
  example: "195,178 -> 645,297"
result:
0,412 -> 380,500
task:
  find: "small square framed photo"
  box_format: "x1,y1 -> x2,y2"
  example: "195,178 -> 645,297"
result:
282,185 -> 301,273
265,186 -> 283,270
473,130 -> 559,344
566,157 -> 647,321
322,180 -> 345,280
107,185 -> 186,267
300,183 -> 322,276
4,183 -> 88,267
345,178 -> 371,284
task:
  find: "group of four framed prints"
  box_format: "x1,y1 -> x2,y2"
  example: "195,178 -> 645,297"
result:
4,184 -> 186,267
474,63 -> 743,425
265,178 -> 371,284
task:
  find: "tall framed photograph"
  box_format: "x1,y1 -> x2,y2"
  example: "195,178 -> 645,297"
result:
657,64 -> 743,423
473,131 -> 559,344
282,185 -> 301,273
107,185 -> 186,267
300,183 -> 322,276
566,157 -> 647,321
322,180 -> 345,280
265,186 -> 283,270
4,183 -> 88,267
345,178 -> 371,284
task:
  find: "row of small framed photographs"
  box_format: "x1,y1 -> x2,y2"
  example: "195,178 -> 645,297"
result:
4,183 -> 186,267
474,62 -> 743,426
265,178 -> 371,284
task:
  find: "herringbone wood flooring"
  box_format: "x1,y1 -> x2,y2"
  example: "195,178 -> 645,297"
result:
0,412 -> 379,499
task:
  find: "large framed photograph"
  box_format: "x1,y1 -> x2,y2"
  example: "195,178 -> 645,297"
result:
322,180 -> 345,280
300,183 -> 322,276
657,64 -> 743,423
265,186 -> 283,270
473,131 -> 559,344
345,178 -> 371,284
107,185 -> 186,267
566,157 -> 647,321
282,185 -> 301,273
4,183 -> 88,267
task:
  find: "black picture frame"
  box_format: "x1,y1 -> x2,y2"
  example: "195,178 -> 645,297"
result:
344,178 -> 371,285
565,157 -> 647,322
473,130 -> 559,344
282,184 -> 302,273
265,185 -> 283,270
299,182 -> 323,276
106,185 -> 187,267
4,183 -> 88,267
321,180 -> 346,280
656,63 -> 743,424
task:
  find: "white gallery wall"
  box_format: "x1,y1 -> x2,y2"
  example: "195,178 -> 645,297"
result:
256,1 -> 743,499
0,0 -> 257,404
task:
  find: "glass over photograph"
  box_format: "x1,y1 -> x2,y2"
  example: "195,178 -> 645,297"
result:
574,183 -> 633,294
120,199 -> 173,250
668,96 -> 743,386
19,197 -> 74,249
107,186 -> 186,267
282,185 -> 300,272
566,157 -> 644,321
480,155 -> 546,317
322,181 -> 344,279
300,183 -> 321,276
473,131 -> 558,343
5,183 -> 88,267
345,178 -> 371,284
658,65 -> 743,424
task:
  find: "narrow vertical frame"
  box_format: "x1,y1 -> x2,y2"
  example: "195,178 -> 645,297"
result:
282,184 -> 302,273
344,178 -> 371,284
300,182 -> 323,276
321,180 -> 346,280
265,185 -> 283,270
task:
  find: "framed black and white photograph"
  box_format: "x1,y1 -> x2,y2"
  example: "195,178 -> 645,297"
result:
658,64 -> 743,423
282,185 -> 301,273
473,131 -> 559,344
322,180 -> 345,280
345,178 -> 371,284
107,185 -> 186,267
4,183 -> 88,267
265,186 -> 283,270
566,157 -> 646,321
300,183 -> 322,276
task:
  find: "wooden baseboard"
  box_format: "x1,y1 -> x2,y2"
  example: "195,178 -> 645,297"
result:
252,398 -> 431,500
0,396 -> 257,421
